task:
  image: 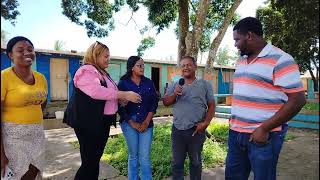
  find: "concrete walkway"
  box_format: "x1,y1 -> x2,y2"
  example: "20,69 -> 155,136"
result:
42,117 -> 247,180
43,127 -> 127,180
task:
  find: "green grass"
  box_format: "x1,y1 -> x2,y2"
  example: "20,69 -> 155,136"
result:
102,123 -> 227,179
154,104 -> 172,117
302,102 -> 319,111
71,123 -> 227,179
284,131 -> 296,141
70,122 -> 296,179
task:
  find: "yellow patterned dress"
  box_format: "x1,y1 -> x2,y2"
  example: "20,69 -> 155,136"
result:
1,67 -> 48,180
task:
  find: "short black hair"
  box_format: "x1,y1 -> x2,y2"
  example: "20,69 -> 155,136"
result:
233,17 -> 263,37
6,36 -> 34,58
180,55 -> 197,65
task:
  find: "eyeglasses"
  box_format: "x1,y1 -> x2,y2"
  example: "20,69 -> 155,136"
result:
135,64 -> 145,68
180,64 -> 194,68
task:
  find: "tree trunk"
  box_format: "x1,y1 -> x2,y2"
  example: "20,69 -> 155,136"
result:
206,0 -> 242,69
310,58 -> 319,91
185,0 -> 210,61
177,0 -> 189,64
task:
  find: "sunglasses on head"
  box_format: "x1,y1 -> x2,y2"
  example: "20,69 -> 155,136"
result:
91,41 -> 108,54
93,41 -> 108,49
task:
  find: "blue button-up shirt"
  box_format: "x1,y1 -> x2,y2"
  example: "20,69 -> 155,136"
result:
118,76 -> 159,128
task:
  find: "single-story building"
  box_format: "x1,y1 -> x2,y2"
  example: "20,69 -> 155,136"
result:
1,48 -> 236,102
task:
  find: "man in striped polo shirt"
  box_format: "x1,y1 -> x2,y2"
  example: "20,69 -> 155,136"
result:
225,17 -> 306,180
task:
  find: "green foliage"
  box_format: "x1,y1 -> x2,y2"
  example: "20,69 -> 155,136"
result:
207,122 -> 229,142
216,46 -> 238,66
71,121 -> 299,179
302,102 -> 319,111
61,0 -> 115,37
189,0 -> 240,52
284,131 -> 296,141
53,40 -> 65,51
61,0 -> 240,55
1,0 -> 20,25
1,29 -> 7,46
143,0 -> 178,34
154,104 -> 173,117
256,0 -> 319,75
137,37 -> 155,57
71,123 -> 228,179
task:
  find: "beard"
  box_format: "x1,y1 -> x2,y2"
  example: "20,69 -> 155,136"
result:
239,40 -> 249,56
240,51 -> 247,56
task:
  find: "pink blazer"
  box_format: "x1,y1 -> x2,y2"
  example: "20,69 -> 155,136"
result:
73,65 -> 118,115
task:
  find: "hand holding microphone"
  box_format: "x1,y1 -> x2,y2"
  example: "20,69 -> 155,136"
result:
174,78 -> 185,96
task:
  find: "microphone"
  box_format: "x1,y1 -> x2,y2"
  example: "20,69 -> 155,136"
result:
176,78 -> 184,99
178,78 -> 185,86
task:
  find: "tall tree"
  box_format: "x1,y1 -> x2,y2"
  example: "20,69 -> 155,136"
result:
61,0 -> 242,65
1,0 -> 20,25
206,0 -> 242,69
257,0 -> 319,91
216,46 -> 237,66
1,29 -> 7,47
54,40 -> 66,51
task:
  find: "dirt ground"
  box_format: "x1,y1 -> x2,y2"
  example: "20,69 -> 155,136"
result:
277,127 -> 319,180
43,117 -> 319,179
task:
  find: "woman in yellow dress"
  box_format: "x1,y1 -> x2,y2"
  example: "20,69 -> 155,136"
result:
1,36 -> 48,180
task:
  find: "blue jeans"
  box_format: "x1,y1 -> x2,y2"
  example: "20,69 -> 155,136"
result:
225,124 -> 288,180
120,122 -> 153,180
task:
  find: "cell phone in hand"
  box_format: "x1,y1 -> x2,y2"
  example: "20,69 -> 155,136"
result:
1,166 -> 14,180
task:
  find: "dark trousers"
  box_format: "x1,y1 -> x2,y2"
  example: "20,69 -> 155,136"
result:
73,115 -> 114,180
171,125 -> 206,180
225,124 -> 288,180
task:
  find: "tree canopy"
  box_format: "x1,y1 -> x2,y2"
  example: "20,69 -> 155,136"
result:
61,0 -> 242,65
1,0 -> 20,25
216,46 -> 237,66
54,40 -> 66,51
1,0 -> 243,67
257,0 -> 319,90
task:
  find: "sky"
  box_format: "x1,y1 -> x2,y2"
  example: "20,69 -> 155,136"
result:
1,0 -> 267,63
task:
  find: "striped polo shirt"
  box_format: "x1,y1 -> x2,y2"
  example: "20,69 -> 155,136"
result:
230,43 -> 304,133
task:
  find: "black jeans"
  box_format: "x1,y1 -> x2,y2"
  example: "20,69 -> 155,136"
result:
171,125 -> 206,180
73,115 -> 115,180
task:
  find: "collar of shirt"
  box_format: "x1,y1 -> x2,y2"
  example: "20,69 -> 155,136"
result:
257,42 -> 273,58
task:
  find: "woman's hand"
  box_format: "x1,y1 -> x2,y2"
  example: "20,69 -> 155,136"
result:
119,99 -> 129,107
128,119 -> 141,131
125,91 -> 142,103
139,120 -> 150,132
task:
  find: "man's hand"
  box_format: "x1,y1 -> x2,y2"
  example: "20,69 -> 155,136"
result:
1,152 -> 8,177
192,121 -> 210,136
249,126 -> 269,144
173,85 -> 183,96
139,120 -> 150,132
